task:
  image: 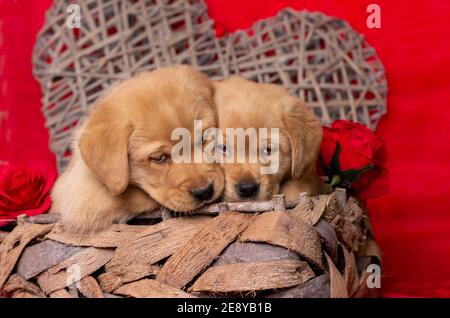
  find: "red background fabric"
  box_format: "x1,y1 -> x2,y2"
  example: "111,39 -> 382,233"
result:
1,0 -> 450,297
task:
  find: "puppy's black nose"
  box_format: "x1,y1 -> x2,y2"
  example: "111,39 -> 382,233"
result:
190,183 -> 214,202
236,181 -> 260,198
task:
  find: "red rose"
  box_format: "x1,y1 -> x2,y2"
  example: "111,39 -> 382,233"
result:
320,120 -> 388,200
0,163 -> 56,227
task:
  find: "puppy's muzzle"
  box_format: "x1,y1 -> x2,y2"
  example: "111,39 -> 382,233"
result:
236,180 -> 260,199
190,183 -> 214,202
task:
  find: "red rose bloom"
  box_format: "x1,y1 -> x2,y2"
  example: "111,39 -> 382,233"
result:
320,120 -> 388,200
0,163 -> 56,227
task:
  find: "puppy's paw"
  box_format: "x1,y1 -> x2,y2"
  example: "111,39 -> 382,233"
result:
60,217 -> 110,234
281,176 -> 323,201
59,209 -> 119,234
280,179 -> 304,201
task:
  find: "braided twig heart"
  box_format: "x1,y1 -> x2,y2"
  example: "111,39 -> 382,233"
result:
33,0 -> 387,172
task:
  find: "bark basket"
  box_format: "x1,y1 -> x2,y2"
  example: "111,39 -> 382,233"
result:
0,189 -> 382,298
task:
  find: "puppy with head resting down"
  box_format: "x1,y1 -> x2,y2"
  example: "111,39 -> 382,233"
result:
51,65 -> 225,233
213,77 -> 323,202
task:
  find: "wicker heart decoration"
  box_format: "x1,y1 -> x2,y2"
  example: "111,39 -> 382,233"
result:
33,0 -> 387,172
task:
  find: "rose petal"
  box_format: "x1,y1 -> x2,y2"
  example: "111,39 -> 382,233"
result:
320,120 -> 388,200
0,163 -> 56,228
357,168 -> 389,200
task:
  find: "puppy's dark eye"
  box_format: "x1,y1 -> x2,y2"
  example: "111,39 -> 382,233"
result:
263,147 -> 272,156
150,154 -> 168,163
216,144 -> 228,155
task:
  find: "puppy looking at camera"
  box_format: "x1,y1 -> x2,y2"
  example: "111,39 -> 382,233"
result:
51,66 -> 224,233
214,77 -> 323,202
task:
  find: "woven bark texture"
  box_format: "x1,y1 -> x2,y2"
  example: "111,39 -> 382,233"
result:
0,189 -> 381,298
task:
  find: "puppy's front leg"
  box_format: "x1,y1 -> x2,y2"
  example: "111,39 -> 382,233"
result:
51,162 -> 159,233
281,169 -> 323,201
56,190 -> 159,233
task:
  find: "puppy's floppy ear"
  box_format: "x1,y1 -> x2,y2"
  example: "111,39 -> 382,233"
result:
79,101 -> 132,196
283,98 -> 323,179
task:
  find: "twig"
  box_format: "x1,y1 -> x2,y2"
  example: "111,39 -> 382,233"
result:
25,191 -> 348,225
26,214 -> 60,224
26,195 -> 295,224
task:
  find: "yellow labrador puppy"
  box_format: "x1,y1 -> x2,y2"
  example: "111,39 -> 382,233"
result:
214,77 -> 323,202
51,66 -> 224,232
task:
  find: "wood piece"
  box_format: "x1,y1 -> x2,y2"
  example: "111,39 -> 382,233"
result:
289,193 -> 311,213
334,188 -> 347,209
239,212 -> 324,271
16,214 -> 28,225
272,194 -> 286,211
191,260 -> 315,293
267,273 -> 330,298
0,231 -> 8,243
28,211 -> 163,224
103,293 -> 123,298
37,247 -> 114,294
289,194 -> 327,225
67,284 -> 80,298
343,196 -> 365,222
356,256 -> 381,298
27,198 -> 300,223
213,242 -> 300,267
161,210 -> 172,220
0,223 -> 53,289
11,291 -> 41,298
315,219 -> 339,264
135,197 -> 298,219
342,246 -> 359,297
106,217 -> 211,273
114,279 -> 194,298
50,289 -> 76,298
353,269 -> 379,298
362,212 -> 376,239
324,253 -> 348,298
46,223 -> 146,248
331,216 -> 366,253
363,238 -> 382,262
98,264 -> 160,293
199,198 -> 298,214
323,192 -> 344,222
156,212 -> 257,289
78,276 -> 104,298
3,274 -> 45,298
27,213 -> 60,224
16,240 -> 83,279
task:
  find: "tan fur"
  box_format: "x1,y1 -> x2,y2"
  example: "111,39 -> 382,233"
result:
51,66 -> 224,233
214,77 -> 323,202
